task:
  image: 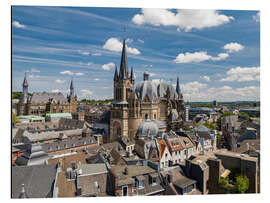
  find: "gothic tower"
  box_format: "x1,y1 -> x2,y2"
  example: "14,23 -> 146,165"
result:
67,78 -> 78,113
110,39 -> 134,141
18,73 -> 29,115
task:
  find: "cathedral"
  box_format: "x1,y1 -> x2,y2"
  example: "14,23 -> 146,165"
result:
17,74 -> 78,116
110,39 -> 185,142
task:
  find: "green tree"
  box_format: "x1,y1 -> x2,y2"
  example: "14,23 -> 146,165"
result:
219,177 -> 228,186
216,116 -> 222,130
223,112 -> 234,117
234,175 -> 249,194
239,112 -> 250,121
203,122 -> 216,130
12,113 -> 20,124
183,126 -> 190,131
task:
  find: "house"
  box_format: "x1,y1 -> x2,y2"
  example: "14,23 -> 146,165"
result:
161,166 -> 200,195
157,140 -> 172,169
109,162 -> 164,196
76,163 -> 109,197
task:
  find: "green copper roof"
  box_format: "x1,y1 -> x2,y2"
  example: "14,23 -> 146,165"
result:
45,113 -> 72,117
18,115 -> 45,120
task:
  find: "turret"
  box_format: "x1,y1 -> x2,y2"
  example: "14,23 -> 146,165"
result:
114,66 -> 119,81
176,76 -> 181,97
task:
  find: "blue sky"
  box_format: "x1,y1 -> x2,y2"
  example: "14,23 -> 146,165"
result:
12,6 -> 260,101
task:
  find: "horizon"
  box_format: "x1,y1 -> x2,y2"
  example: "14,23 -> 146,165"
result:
12,6 -> 260,102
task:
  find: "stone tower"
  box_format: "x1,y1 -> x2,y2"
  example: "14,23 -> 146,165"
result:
18,73 -> 29,115
67,78 -> 78,113
110,39 -> 134,141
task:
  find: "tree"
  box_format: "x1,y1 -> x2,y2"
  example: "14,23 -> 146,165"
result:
223,112 -> 234,117
239,112 -> 250,121
12,113 -> 20,124
216,116 -> 222,130
234,174 -> 249,194
183,126 -> 190,131
203,122 -> 216,130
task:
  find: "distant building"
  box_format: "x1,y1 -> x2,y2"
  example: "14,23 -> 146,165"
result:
17,115 -> 45,123
184,106 -> 189,122
213,100 -> 218,107
17,75 -> 77,116
239,107 -> 260,117
188,107 -> 215,121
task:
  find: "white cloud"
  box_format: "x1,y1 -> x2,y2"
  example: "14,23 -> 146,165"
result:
12,21 -> 26,29
29,68 -> 40,73
138,39 -> 144,43
92,53 -> 101,56
52,89 -> 70,93
102,62 -> 115,71
253,12 -> 260,22
182,81 -> 208,92
94,78 -> 100,81
223,42 -> 244,53
60,70 -> 84,76
200,76 -> 211,82
132,9 -> 234,32
211,53 -> 229,61
174,51 -> 229,63
75,72 -> 84,76
28,74 -> 41,79
60,70 -> 73,75
183,84 -> 259,102
220,66 -> 260,82
103,38 -> 141,55
78,50 -> 90,56
55,79 -> 66,83
80,89 -> 93,97
174,51 -> 211,63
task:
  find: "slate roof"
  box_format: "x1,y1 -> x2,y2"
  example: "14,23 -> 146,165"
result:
135,80 -> 158,103
77,163 -> 107,175
15,144 -> 49,166
12,164 -> 57,198
42,136 -> 97,153
30,92 -> 68,104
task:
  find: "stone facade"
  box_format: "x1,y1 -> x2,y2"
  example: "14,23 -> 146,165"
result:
17,76 -> 78,116
110,39 -> 184,142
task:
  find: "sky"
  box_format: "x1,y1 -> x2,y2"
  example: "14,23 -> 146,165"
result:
12,6 -> 260,101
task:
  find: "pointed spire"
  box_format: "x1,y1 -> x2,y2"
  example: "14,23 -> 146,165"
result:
70,78 -> 74,97
114,65 -> 119,81
176,76 -> 181,95
23,72 -> 28,87
119,39 -> 128,79
130,67 -> 134,80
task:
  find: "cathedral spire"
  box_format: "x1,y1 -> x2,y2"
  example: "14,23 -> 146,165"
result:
119,39 -> 128,79
114,65 -> 119,81
23,72 -> 28,87
176,76 -> 181,96
130,67 -> 134,80
70,78 -> 74,97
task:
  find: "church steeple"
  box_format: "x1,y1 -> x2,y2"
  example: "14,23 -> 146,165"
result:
114,65 -> 119,81
119,39 -> 128,79
70,78 -> 74,97
130,67 -> 134,80
20,73 -> 29,103
176,76 -> 181,96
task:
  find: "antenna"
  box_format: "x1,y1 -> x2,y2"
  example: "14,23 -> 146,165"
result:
122,25 -> 127,40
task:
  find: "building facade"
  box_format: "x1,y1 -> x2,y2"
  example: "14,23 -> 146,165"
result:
17,75 -> 78,116
110,39 -> 185,142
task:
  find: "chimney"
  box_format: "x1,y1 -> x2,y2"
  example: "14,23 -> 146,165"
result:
124,167 -> 128,175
